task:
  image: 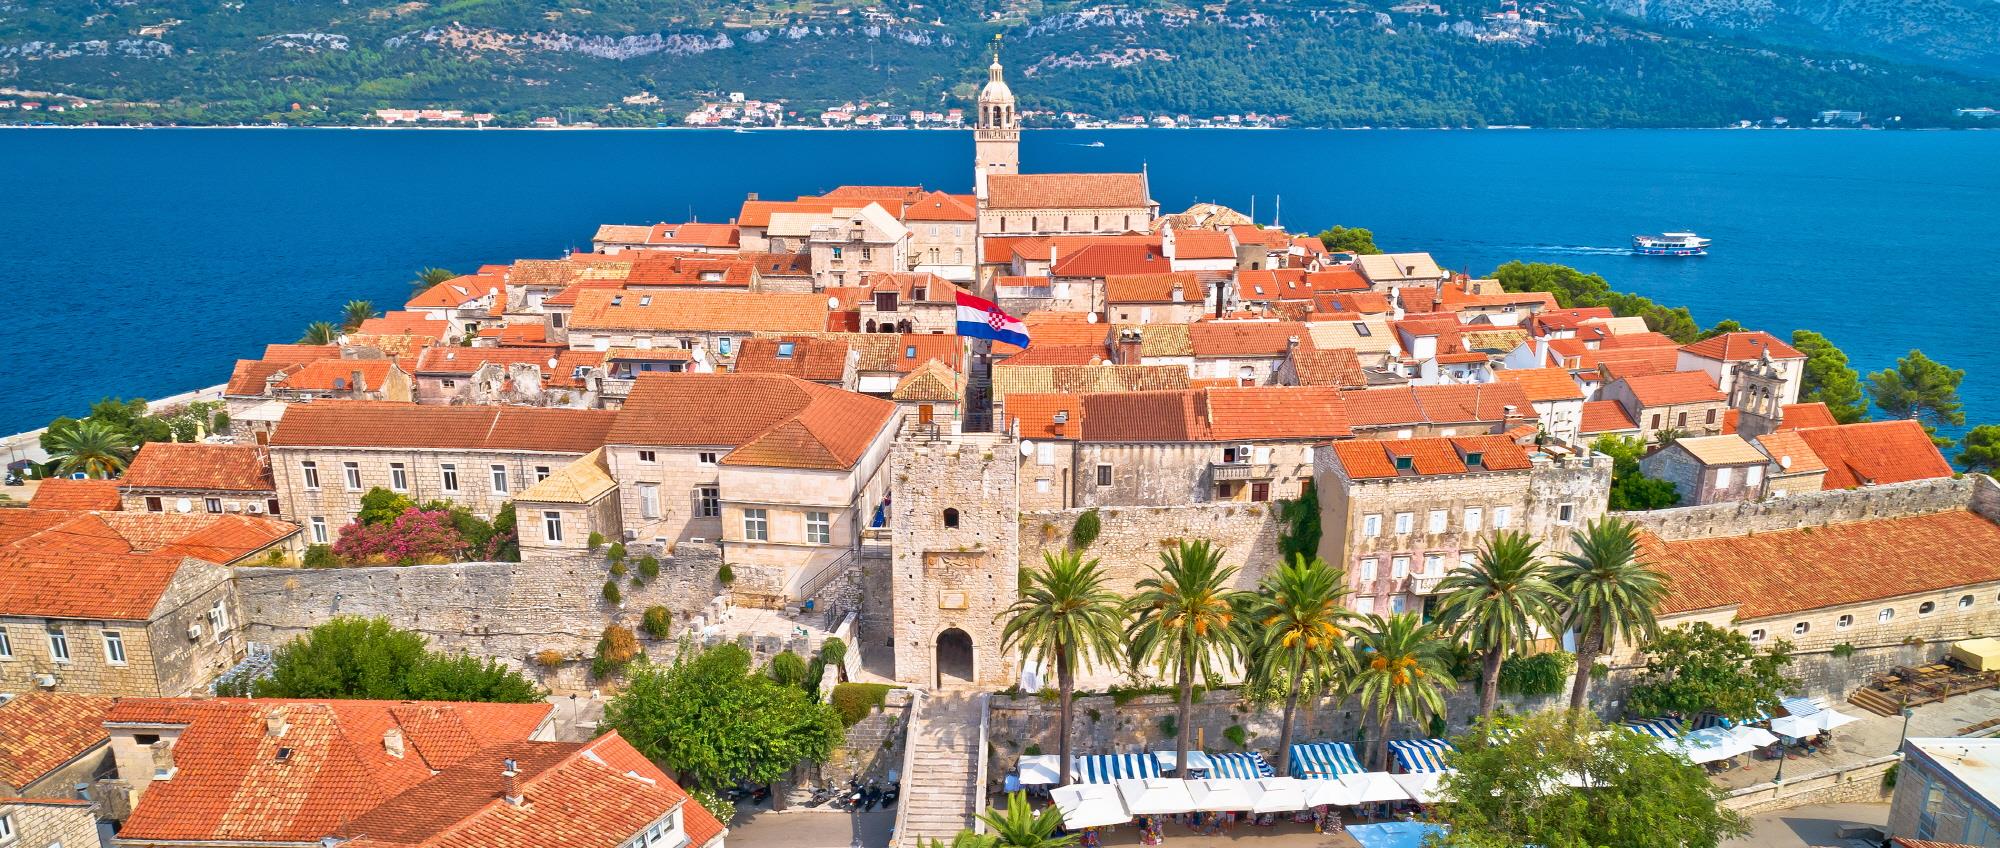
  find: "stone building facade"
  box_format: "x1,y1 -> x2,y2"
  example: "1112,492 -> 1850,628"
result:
888,430 -> 1021,689
0,558 -> 244,698
0,798 -> 98,848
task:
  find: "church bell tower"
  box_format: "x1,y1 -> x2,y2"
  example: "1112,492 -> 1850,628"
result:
974,36 -> 1020,198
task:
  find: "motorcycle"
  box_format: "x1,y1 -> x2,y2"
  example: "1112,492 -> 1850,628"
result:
879,781 -> 900,809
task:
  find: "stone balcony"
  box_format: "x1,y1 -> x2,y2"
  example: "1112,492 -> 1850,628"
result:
1409,573 -> 1447,595
1209,462 -> 1275,482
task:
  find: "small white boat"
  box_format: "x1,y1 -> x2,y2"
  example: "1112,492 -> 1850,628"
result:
1084,141 -> 1105,147
1633,232 -> 1710,256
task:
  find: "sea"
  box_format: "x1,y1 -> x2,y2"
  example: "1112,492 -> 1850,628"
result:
1,127 -> 1995,438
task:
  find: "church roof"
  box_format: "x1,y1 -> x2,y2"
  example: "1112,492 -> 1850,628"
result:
985,173 -> 1151,210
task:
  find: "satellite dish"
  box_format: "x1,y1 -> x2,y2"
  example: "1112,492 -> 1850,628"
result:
1019,440 -> 1036,457
547,357 -> 559,369
692,347 -> 707,362
1779,455 -> 1792,470
175,498 -> 193,514
828,296 -> 842,310
1085,312 -> 1099,324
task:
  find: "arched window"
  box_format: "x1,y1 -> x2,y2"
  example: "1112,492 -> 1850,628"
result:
943,508 -> 960,529
865,319 -> 877,333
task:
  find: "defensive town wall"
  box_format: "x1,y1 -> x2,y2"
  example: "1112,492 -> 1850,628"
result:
1618,474 -> 1997,542
1018,501 -> 1287,594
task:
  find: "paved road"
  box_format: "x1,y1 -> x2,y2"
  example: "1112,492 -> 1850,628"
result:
727,809 -> 895,848
1722,802 -> 1890,848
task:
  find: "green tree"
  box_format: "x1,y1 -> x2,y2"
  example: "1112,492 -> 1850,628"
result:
412,266 -> 457,295
300,320 -> 339,345
1127,540 -> 1247,780
1960,425 -> 2000,474
999,550 -> 1126,787
1350,613 -> 1456,770
342,299 -> 378,332
1791,330 -> 1868,424
1592,435 -> 1682,510
407,652 -> 547,703
1276,485 -> 1321,564
1435,711 -> 1745,848
1696,318 -> 1745,340
249,617 -> 540,702
1433,531 -> 1563,718
972,790 -> 1078,848
1491,262 -> 1701,342
1626,622 -> 1797,722
642,605 -> 672,639
605,643 -> 843,791
44,419 -> 136,478
356,487 -> 417,526
768,650 -> 811,690
1246,553 -> 1352,778
1316,225 -> 1382,255
1869,349 -> 1966,448
1551,517 -> 1668,712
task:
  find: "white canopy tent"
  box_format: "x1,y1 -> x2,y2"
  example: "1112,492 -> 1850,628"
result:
1667,727 -> 1756,764
1390,772 -> 1447,804
1186,778 -> 1263,812
1304,777 -> 1364,808
1052,783 -> 1131,830
1250,777 -> 1312,813
1016,755 -> 1067,786
1732,726 -> 1781,748
1117,777 -> 1198,816
1340,771 -> 1412,804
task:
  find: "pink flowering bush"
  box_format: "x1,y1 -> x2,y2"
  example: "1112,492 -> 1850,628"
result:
332,508 -> 468,565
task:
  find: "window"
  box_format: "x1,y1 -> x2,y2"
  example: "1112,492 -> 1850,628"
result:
718,337 -> 733,356
1746,465 -> 1763,486
743,509 -> 768,541
943,508 -> 960,529
860,246 -> 873,262
1557,503 -> 1575,524
0,627 -> 11,658
1423,554 -> 1443,576
1706,408 -> 1718,424
1464,508 -> 1483,532
875,291 -> 898,312
1961,595 -> 1976,610
1677,412 -> 1688,428
1036,442 -> 1054,466
343,461 -> 361,491
145,496 -> 163,512
1879,607 -> 1895,623
697,486 -> 720,518
543,510 -> 564,543
267,498 -> 281,516
698,452 -> 718,465
777,342 -> 796,358
807,511 -> 831,544
103,630 -> 126,665
48,629 -> 70,663
0,813 -> 12,843
1390,595 -> 1408,615
490,464 -> 508,494
1427,510 -> 1447,533
1836,614 -> 1853,630
209,601 -> 229,641
1748,629 -> 1766,643
310,517 -> 329,544
203,497 -> 222,514
1651,414 -> 1662,429
390,463 -> 408,491
1793,622 -> 1810,635
1359,558 -> 1379,582
1353,596 -> 1375,615
1362,514 -> 1382,537
1714,466 -> 1733,489
535,465 -> 551,482
441,464 -> 459,492
1464,452 -> 1484,468
1394,512 -> 1414,534
301,461 -> 320,490
1097,465 -> 1112,487
1493,507 -> 1512,529
639,450 -> 658,463
639,484 -> 660,519
1391,556 -> 1411,579
1919,601 -> 1936,616
1393,456 -> 1414,471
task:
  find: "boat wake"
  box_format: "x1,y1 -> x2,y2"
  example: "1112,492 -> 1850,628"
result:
1511,245 -> 1630,256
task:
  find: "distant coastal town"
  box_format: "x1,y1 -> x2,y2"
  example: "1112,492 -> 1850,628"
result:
7,48 -> 2000,848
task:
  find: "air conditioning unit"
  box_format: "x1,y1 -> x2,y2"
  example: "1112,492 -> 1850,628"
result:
34,673 -> 57,689
622,530 -> 638,541
246,503 -> 263,514
688,537 -> 706,545
187,624 -> 204,641
225,502 -> 243,513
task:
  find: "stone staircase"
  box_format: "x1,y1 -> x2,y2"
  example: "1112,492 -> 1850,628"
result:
894,690 -> 985,846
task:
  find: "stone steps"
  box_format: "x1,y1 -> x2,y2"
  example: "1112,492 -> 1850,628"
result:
894,692 -> 984,847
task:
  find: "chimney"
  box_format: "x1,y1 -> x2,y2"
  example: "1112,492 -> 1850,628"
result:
349,370 -> 366,396
746,191 -> 759,201
502,758 -> 524,806
383,728 -> 405,758
150,740 -> 176,781
1051,409 -> 1069,437
1117,328 -> 1143,365
265,711 -> 288,739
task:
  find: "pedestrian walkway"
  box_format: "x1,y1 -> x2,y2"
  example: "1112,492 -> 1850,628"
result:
896,691 -> 985,846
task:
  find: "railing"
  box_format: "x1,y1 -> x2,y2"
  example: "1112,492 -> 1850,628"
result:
1409,574 -> 1446,595
996,285 -> 1055,299
1210,462 -> 1275,482
599,378 -> 635,398
791,546 -> 860,609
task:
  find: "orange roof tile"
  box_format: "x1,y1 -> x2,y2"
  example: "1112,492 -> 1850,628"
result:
625,254 -> 754,288
1339,384 -> 1538,429
568,289 -> 828,334
1170,229 -> 1236,260
1052,242 -> 1172,278
1617,371 -> 1726,407
1080,386 -> 1350,442
226,345 -> 342,396
1006,345 -> 1108,366
358,312 -> 451,339
27,477 -> 122,510
272,359 -> 401,393
0,692 -> 112,790
1189,322 -> 1306,357
901,191 -> 978,222
1777,402 -> 1840,430
1750,429 -> 1827,474
1304,268 -> 1371,292
1005,393 -> 1086,440
1105,272 -> 1197,304
1330,435 -> 1534,479
1791,420 -> 1954,489
1580,399 -> 1640,434
734,336 -> 852,382
407,276 -> 500,309
1287,346 -> 1367,389
0,525 -> 210,620
1494,368 -> 1586,402
1585,346 -> 1681,379
985,173 -> 1150,210
609,373 -> 895,471
271,402 -> 617,453
121,443 -> 273,493
1680,331 -> 1803,361
1645,511 -> 2000,618
738,199 -> 837,228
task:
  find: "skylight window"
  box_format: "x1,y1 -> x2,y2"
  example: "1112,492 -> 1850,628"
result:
777,342 -> 795,358
1354,323 -> 1372,337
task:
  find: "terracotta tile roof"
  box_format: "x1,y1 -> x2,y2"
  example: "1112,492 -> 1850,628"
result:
1005,394 -> 1085,440
514,449 -> 616,505
121,443 -> 273,493
625,254 -> 754,288
0,692 -> 113,790
1776,402 -> 1839,430
1438,284 -> 1557,312
1339,384 -> 1538,429
1396,286 -> 1440,314
1644,510 -> 2000,619
1617,371 -> 1725,407
740,251 -> 812,277
226,345 -> 341,395
1005,344 -> 1107,366
650,222 -> 741,248
1680,331 -> 1804,361
738,199 -> 837,228
891,359 -> 963,403
1019,314 -> 1113,349
359,312 -> 451,339
270,360 -> 399,393
151,514 -> 299,563
1330,435 -> 1534,479
1105,272 -> 1196,304
407,276 -> 500,310
1599,332 -> 1680,350
27,477 -> 122,510
769,332 -> 959,374
902,191 -> 978,222
477,324 -> 558,347
1750,430 -> 1827,474
734,336 -> 852,382
1671,434 -> 1769,466
1531,308 -> 1616,332
1287,345 -> 1367,388
1120,323 -> 1192,357
1081,386 -> 1351,442
542,278 -> 627,308
1494,368 -> 1586,402
1791,420 -> 1954,489
271,402 -> 617,454
991,364 -> 1190,402
568,289 -> 828,334
1189,322 -> 1306,357
0,509 -> 88,547
1580,399 -> 1640,434
1315,291 -> 1391,315
110,698 -> 552,844
1052,242 -> 1172,278
860,271 -> 961,302
0,525 -> 210,620
1169,229 -> 1236,260
609,373 -> 895,471
1305,268 -> 1371,292
985,173 -> 1150,210
414,346 -> 575,376
1585,346 -> 1681,379
1229,225 -> 1294,250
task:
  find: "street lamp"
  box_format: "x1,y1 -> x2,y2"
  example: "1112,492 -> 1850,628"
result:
1899,706 -> 1916,748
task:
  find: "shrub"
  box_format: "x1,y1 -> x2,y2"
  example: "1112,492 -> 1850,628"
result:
830,682 -> 895,727
1158,715 -> 1178,739
641,606 -> 672,639
602,580 -> 622,605
1831,642 -> 1857,658
356,487 -> 416,526
818,637 -> 848,670
1069,508 -> 1101,549
262,548 -> 286,566
1883,762 -> 1899,790
533,649 -> 566,669
587,531 -> 605,552
610,560 -> 628,578
1087,708 -> 1102,723
592,625 -> 640,679
1498,651 -> 1574,697
1023,743 -> 1042,756
1224,724 -> 1249,748
718,563 -> 735,585
302,544 -> 339,568
607,541 -> 626,564
769,651 -> 811,689
638,555 -> 660,580
333,508 -> 466,565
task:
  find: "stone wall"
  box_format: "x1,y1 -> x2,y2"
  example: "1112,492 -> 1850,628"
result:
1618,475 -> 1988,542
1020,501 -> 1285,595
1721,755 -> 1897,816
0,798 -> 99,848
235,543 -> 727,692
889,433 -> 1021,688
821,688 -> 913,786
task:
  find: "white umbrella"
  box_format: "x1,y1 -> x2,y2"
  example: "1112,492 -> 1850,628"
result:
1052,783 -> 1130,829
1340,771 -> 1412,803
1390,771 -> 1446,804
1668,727 -> 1751,764
1731,726 -> 1780,748
1769,714 -> 1819,740
1117,777 -> 1197,816
1305,777 -> 1364,808
1151,750 -> 1214,775
1017,755 -> 1065,786
1817,709 -> 1861,731
1251,777 -> 1311,813
1186,778 -> 1262,812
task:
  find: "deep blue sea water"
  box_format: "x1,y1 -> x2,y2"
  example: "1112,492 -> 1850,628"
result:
2,127 -> 1995,436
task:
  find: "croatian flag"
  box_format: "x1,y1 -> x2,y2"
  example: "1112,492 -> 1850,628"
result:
955,291 -> 1030,348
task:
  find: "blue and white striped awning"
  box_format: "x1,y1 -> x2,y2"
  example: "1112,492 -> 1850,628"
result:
1623,717 -> 1685,740
1780,697 -> 1820,717
1693,709 -> 1771,731
1388,739 -> 1456,774
1209,751 -> 1275,780
1075,753 -> 1160,784
1289,742 -> 1364,779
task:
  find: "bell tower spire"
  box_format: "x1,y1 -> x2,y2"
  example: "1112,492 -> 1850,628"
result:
974,34 -> 1019,199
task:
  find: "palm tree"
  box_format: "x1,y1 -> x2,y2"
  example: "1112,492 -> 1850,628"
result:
1247,553 -> 1352,777
299,321 -> 339,345
1432,530 -> 1563,718
1350,613 -> 1456,770
1549,517 -> 1668,712
341,300 -> 377,332
411,266 -> 456,295
46,419 -> 135,478
998,550 -> 1126,787
970,790 -> 1076,848
1127,539 -> 1247,779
